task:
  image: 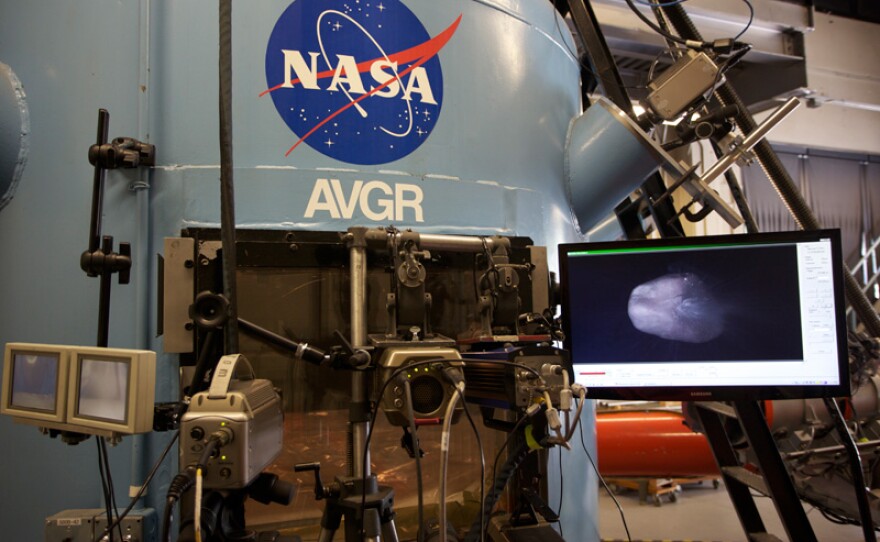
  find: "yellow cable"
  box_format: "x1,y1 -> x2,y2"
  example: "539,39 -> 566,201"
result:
195,467 -> 203,542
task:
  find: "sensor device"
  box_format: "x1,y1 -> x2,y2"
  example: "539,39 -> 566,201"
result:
1,343 -> 155,440
377,347 -> 464,426
180,354 -> 283,489
646,50 -> 721,121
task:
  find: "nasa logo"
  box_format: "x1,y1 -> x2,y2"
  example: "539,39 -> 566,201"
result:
263,0 -> 461,165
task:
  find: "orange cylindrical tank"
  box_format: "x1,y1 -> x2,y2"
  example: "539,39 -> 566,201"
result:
596,409 -> 719,477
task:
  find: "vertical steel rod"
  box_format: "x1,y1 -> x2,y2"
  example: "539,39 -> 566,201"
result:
350,234 -> 369,478
88,110 -> 110,254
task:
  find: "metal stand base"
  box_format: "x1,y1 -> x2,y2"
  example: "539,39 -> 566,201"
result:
486,516 -> 565,542
317,475 -> 399,542
696,401 -> 817,542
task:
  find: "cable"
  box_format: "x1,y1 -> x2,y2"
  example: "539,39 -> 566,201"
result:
360,358 -> 463,531
96,438 -> 116,542
461,405 -> 541,542
195,467 -> 204,542
577,400 -> 632,542
162,472 -> 195,542
734,0 -> 754,41
161,434 -> 224,542
464,435 -> 536,542
102,437 -> 125,542
98,431 -> 180,541
452,386 -> 485,542
623,0 -> 704,49
564,387 -> 587,442
557,446 -> 564,538
628,0 -> 753,50
193,435 -> 226,542
439,380 -> 464,542
359,358 -> 547,534
402,379 -> 426,542
491,416 -> 528,496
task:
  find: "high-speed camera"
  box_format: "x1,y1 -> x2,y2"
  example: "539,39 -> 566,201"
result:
180,354 -> 283,489
376,347 -> 464,427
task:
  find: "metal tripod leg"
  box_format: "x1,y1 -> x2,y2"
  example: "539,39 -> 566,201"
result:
315,475 -> 398,542
317,503 -> 343,542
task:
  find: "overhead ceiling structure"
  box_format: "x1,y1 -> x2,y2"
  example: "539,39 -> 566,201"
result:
589,0 -> 880,152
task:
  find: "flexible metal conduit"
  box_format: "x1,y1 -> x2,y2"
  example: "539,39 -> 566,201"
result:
219,0 -> 239,353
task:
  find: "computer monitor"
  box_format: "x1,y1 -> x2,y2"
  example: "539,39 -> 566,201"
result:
1,343 -> 156,438
558,229 -> 850,401
1,343 -> 69,425
66,346 -> 156,436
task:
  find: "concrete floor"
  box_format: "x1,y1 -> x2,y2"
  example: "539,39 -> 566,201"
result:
596,478 -> 868,542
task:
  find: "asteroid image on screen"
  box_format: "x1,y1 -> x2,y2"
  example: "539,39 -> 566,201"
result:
574,245 -> 803,363
628,271 -> 723,343
10,353 -> 59,412
77,357 -> 129,423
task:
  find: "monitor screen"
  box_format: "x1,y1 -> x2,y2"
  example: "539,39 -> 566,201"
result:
2,343 -> 68,425
10,352 -> 60,412
559,229 -> 850,401
76,356 -> 130,423
65,345 -> 156,436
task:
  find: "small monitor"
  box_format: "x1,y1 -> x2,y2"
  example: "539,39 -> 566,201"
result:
559,229 -> 850,401
66,346 -> 156,436
1,343 -> 69,424
1,343 -> 155,438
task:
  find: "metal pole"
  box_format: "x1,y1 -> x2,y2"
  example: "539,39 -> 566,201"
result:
418,233 -> 499,253
699,97 -> 802,187
349,230 -> 369,478
823,397 -> 877,542
89,110 -> 109,254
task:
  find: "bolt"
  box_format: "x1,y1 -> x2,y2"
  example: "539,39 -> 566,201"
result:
184,259 -> 194,268
185,323 -> 194,331
285,232 -> 296,242
289,243 -> 299,252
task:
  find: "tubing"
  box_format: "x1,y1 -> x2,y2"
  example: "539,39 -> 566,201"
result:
438,382 -> 464,542
130,0 -> 152,507
662,3 -> 880,337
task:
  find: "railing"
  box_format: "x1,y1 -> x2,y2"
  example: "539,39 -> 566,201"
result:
847,236 -> 880,330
